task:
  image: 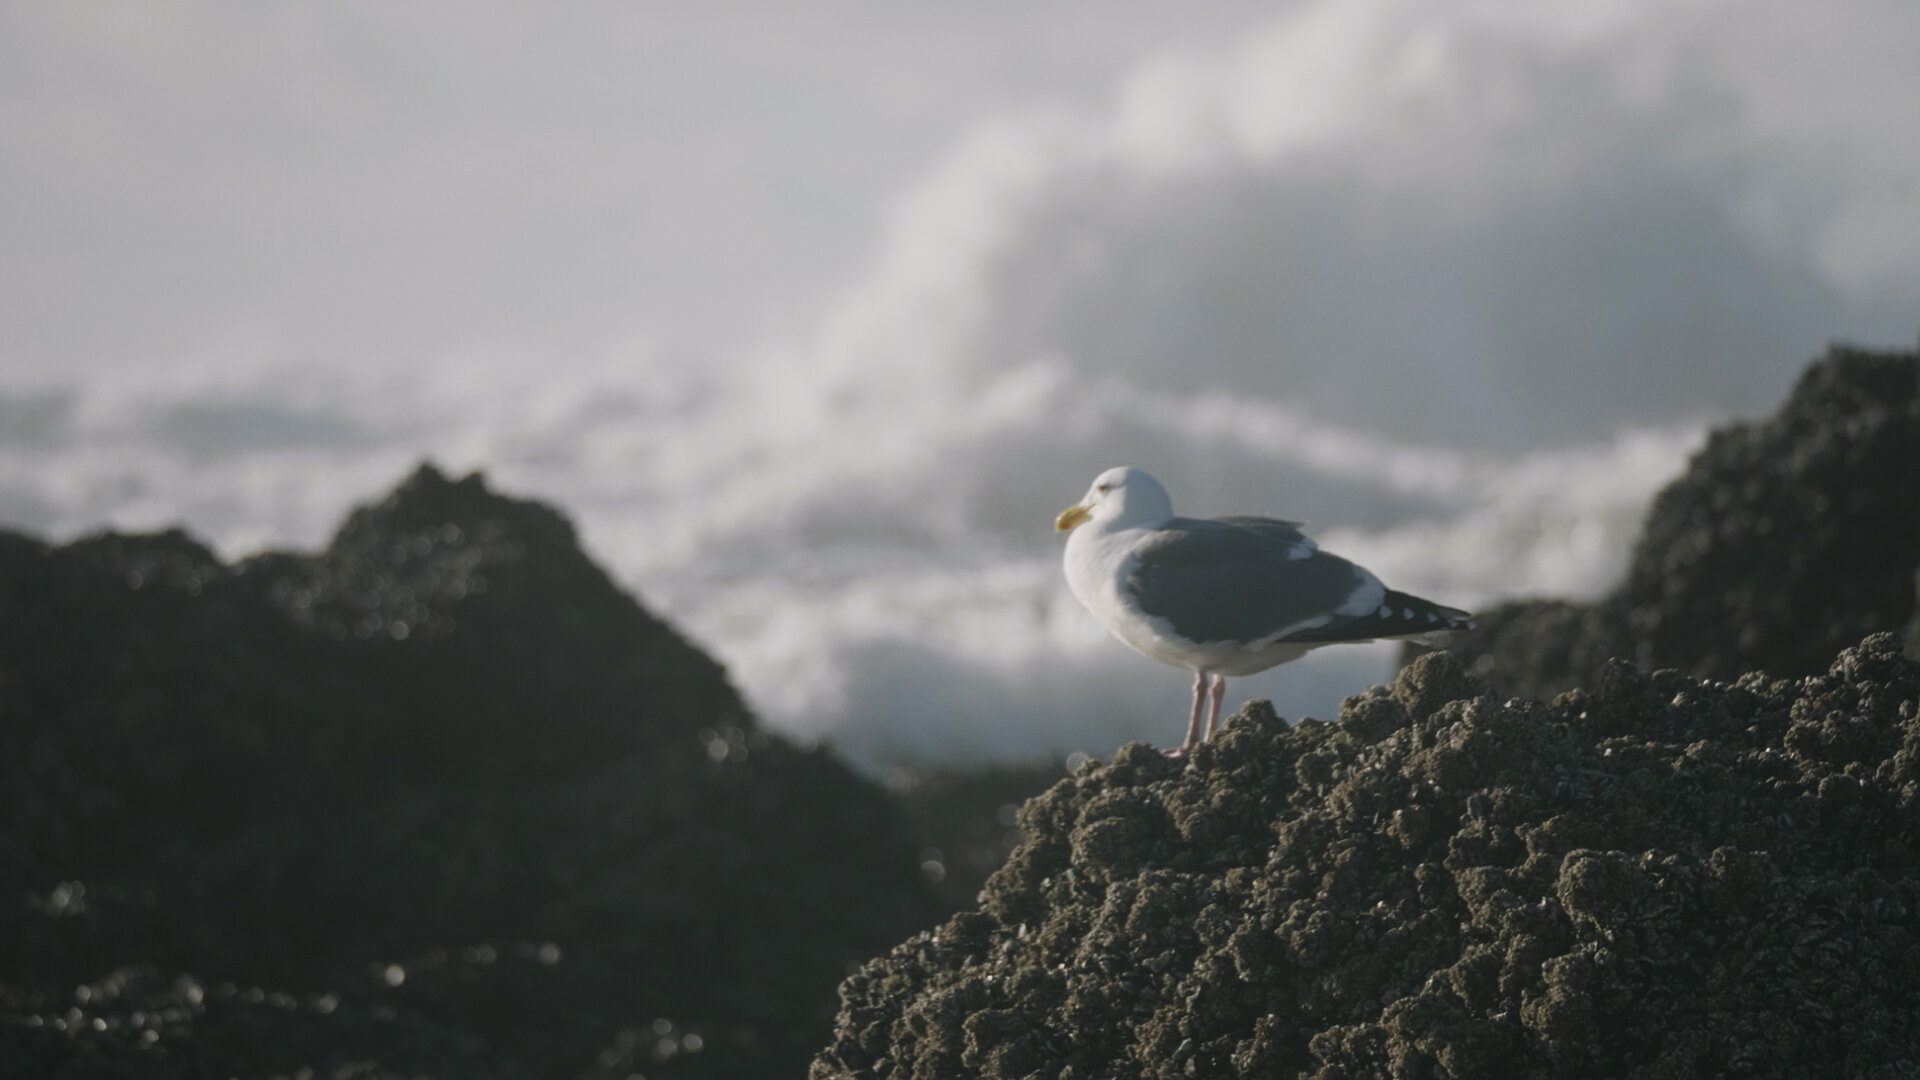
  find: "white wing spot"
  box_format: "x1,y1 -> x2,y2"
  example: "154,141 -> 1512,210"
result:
1402,608 -> 1414,619
1427,612 -> 1439,623
1376,604 -> 1391,617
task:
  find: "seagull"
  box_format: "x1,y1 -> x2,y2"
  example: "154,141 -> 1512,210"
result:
1055,466 -> 1472,758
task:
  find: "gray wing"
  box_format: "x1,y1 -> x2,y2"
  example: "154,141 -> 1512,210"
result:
1211,515 -> 1311,548
1213,514 -> 1307,531
1124,517 -> 1378,645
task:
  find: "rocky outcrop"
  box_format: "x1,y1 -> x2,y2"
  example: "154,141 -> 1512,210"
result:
812,635 -> 1920,1079
0,465 -> 939,1079
807,344 -> 1920,1079
1438,345 -> 1920,701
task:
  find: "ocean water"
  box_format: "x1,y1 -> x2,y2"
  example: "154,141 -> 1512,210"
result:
4,1 -> 1917,771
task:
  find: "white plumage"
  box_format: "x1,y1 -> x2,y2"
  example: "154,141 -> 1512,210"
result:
1056,466 -> 1472,757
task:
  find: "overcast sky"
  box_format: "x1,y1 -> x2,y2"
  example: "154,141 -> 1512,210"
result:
0,2 -> 1286,380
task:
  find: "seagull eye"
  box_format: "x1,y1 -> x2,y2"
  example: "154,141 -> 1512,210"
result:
1096,483 -> 1112,494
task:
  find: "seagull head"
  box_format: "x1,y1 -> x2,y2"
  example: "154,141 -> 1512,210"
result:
1055,466 -> 1174,532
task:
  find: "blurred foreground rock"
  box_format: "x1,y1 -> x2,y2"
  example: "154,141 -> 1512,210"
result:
0,465 -> 938,1079
1437,344 -> 1920,700
887,763 -> 1072,913
813,635 -> 1920,1079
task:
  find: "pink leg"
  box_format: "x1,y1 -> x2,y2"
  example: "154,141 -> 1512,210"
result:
1166,670 -> 1207,758
1203,673 -> 1226,740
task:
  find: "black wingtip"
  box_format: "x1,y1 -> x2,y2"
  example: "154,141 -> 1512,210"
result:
1386,593 -> 1473,631
1274,591 -> 1473,646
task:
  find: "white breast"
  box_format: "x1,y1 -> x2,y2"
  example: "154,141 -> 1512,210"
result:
1061,521 -> 1137,629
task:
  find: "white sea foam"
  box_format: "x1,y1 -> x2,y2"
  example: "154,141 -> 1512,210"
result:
4,0 -> 1918,771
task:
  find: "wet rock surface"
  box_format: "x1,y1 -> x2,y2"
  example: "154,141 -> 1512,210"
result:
1438,345 -> 1920,701
0,465 -> 938,1079
812,635 -> 1920,1079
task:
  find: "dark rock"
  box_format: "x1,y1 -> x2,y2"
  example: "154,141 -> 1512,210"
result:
887,763 -> 1070,912
811,636 -> 1920,1079
0,464 -> 939,1079
1435,345 -> 1920,701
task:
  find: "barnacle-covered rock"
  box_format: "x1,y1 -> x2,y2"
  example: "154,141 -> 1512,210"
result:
813,635 -> 1920,1080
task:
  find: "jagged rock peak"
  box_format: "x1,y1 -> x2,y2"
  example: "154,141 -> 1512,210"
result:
1436,343 -> 1920,701
327,461 -> 580,552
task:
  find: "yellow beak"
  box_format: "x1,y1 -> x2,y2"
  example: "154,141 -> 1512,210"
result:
1054,503 -> 1092,532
